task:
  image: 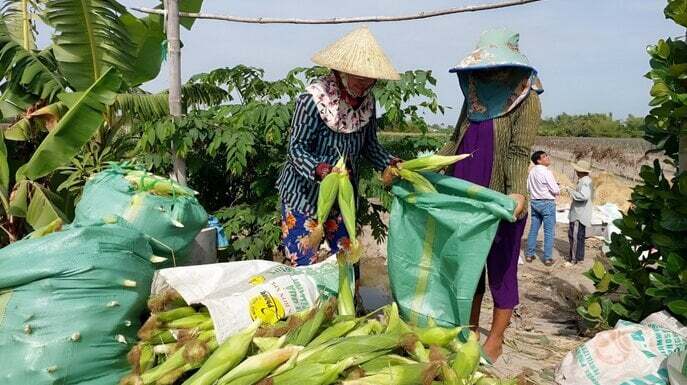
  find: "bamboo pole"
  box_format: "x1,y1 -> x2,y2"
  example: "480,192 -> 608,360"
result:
166,0 -> 187,186
132,0 -> 542,25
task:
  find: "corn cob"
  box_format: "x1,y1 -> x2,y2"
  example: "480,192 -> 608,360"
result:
307,319 -> 357,347
440,363 -> 460,385
359,354 -> 418,374
124,171 -> 197,196
285,299 -> 332,346
398,168 -> 437,193
216,345 -> 302,385
451,331 -> 480,381
383,303 -> 413,336
341,363 -> 438,385
167,314 -> 211,329
181,319 -> 261,385
300,334 -> 403,365
337,163 -> 361,262
347,319 -> 383,337
414,325 -> 462,347
140,330 -> 216,384
157,307 -> 198,323
28,218 -> 63,239
266,357 -> 355,385
400,154 -> 471,172
253,335 -> 286,352
308,171 -> 340,249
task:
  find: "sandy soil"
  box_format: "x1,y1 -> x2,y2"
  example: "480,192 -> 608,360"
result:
357,214 -> 605,384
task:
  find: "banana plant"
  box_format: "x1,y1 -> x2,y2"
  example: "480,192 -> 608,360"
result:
0,0 -> 205,242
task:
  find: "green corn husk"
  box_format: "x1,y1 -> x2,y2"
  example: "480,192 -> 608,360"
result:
300,334 -> 403,365
139,344 -> 155,373
440,363 -> 460,385
308,170 -> 340,250
266,357 -> 355,385
452,331 -> 480,381
400,154 -> 471,172
181,319 -> 261,385
337,254 -> 356,317
253,335 -> 286,352
347,319 -> 383,337
383,303 -> 412,336
147,329 -> 177,345
217,345 -> 302,385
359,354 -> 418,374
402,335 -> 430,363
307,319 -> 357,347
414,326 -> 463,347
285,299 -> 332,346
124,171 -> 197,196
140,331 -> 216,384
157,307 -> 198,322
341,363 -> 438,385
167,314 -> 211,329
397,168 -> 437,193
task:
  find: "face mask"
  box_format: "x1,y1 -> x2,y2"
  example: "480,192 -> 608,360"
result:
339,73 -> 374,98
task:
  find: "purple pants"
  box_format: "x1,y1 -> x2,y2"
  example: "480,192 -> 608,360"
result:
475,217 -> 527,309
453,119 -> 524,310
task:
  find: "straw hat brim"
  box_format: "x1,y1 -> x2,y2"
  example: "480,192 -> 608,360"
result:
312,27 -> 401,81
572,162 -> 592,174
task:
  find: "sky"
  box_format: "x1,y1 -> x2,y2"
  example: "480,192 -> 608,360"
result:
120,0 -> 681,124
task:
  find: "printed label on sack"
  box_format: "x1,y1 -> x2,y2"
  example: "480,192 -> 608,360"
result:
249,291 -> 285,324
248,275 -> 266,285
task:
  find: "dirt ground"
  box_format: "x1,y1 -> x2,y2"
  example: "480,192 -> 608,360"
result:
358,214 -> 605,385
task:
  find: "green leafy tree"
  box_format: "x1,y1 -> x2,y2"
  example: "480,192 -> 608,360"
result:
578,0 -> 687,329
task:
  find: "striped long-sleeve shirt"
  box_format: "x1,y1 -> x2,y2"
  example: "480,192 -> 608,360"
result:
277,93 -> 395,215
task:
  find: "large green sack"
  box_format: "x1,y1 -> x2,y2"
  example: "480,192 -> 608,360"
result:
0,219 -> 155,385
387,172 -> 515,328
74,165 -> 208,265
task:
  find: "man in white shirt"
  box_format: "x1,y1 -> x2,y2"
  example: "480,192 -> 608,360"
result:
525,151 -> 560,266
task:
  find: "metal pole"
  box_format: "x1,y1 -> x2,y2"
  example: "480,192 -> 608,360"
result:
680,31 -> 687,176
167,0 -> 187,185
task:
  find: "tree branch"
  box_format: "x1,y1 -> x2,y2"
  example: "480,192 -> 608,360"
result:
131,0 -> 543,25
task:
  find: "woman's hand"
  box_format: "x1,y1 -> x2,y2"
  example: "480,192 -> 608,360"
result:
509,193 -> 527,220
382,159 -> 402,187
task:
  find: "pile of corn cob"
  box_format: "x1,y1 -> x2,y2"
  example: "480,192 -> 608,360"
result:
121,289 -> 514,385
123,170 -> 198,197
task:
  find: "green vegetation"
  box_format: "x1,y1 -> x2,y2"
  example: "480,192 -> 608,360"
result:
538,113 -> 644,138
578,0 -> 687,329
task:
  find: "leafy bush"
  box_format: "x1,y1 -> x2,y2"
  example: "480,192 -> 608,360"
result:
578,0 -> 687,330
579,162 -> 687,327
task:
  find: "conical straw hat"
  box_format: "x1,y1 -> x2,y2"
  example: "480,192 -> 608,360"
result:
312,27 -> 400,81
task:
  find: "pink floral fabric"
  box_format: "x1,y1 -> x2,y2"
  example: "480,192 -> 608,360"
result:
305,74 -> 374,134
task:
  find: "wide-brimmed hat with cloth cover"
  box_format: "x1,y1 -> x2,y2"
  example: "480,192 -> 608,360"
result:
450,28 -> 543,122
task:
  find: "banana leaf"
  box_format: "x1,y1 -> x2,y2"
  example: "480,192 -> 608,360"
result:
16,68 -> 121,180
46,0 -> 133,91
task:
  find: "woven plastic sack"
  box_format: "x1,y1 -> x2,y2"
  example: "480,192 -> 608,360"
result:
556,311 -> 687,385
387,172 -> 515,328
150,256 -> 341,342
0,219 -> 155,385
74,165 -> 208,265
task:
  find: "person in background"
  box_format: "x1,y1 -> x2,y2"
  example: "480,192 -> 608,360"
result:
277,27 -> 401,269
564,160 -> 593,266
439,28 -> 543,362
525,151 -> 560,266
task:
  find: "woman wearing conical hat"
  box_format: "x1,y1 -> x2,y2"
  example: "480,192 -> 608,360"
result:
439,28 -> 544,362
277,27 -> 401,269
